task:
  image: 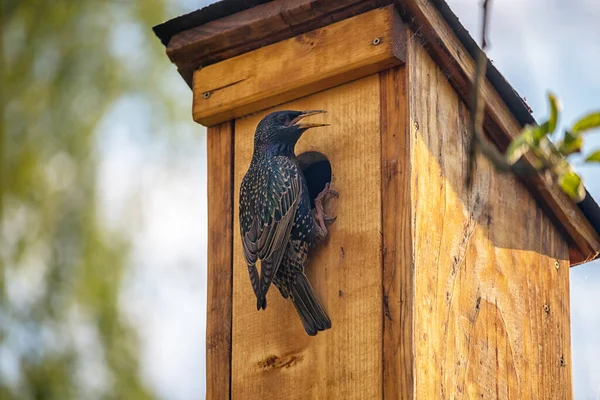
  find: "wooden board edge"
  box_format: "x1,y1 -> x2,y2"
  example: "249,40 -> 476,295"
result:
394,0 -> 600,266
380,63 -> 414,399
206,121 -> 234,400
166,0 -> 395,86
195,58 -> 400,126
192,5 -> 406,126
569,246 -> 597,266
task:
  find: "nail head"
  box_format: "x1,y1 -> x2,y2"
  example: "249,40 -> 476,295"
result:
559,355 -> 566,367
543,304 -> 550,314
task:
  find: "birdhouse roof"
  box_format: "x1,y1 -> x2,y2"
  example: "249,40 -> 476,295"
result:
153,0 -> 600,264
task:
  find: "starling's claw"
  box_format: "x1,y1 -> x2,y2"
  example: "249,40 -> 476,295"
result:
316,184 -> 338,211
316,183 -> 338,202
325,183 -> 339,198
324,189 -> 339,199
323,215 -> 337,225
314,182 -> 339,241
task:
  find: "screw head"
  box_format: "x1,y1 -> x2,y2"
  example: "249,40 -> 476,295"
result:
372,37 -> 381,46
543,304 -> 550,314
554,260 -> 560,270
203,91 -> 211,99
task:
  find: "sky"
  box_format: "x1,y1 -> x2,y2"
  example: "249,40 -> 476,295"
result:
100,1 -> 600,399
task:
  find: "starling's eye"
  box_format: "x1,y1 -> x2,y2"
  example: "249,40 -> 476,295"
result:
278,115 -> 288,124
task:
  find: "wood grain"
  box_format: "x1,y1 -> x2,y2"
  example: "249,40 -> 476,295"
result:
231,76 -> 383,399
167,0 -> 393,86
193,6 -> 405,126
395,0 -> 600,266
380,64 -> 414,399
407,37 -> 573,399
206,121 -> 234,400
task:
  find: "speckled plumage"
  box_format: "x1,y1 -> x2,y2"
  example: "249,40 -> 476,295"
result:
239,110 -> 335,336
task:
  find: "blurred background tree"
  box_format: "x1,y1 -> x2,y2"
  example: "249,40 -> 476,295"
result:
1,1 -> 199,398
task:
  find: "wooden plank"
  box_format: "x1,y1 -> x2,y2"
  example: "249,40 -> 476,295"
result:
206,121 -> 234,400
231,75 -> 383,399
396,0 -> 600,266
407,38 -> 573,399
380,64 -> 414,399
166,0 -> 393,86
193,5 -> 405,126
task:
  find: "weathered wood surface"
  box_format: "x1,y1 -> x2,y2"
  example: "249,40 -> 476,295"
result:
206,122 -> 234,400
407,36 -> 573,399
231,76 -> 383,399
395,0 -> 600,265
193,6 -> 405,126
166,0 -> 393,86
380,65 -> 414,400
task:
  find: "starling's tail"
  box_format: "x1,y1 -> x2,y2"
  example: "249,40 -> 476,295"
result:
257,295 -> 266,310
291,273 -> 331,336
248,265 -> 267,310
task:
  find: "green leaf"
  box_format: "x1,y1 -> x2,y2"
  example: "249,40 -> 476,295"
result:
571,111 -> 600,134
546,93 -> 560,134
531,94 -> 560,141
559,170 -> 585,202
585,150 -> 600,163
506,126 -> 534,164
557,131 -> 583,156
532,122 -> 550,141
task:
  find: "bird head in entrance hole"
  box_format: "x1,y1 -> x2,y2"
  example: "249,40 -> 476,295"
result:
253,110 -> 328,152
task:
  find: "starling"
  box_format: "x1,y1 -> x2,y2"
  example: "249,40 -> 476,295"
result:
239,110 -> 338,336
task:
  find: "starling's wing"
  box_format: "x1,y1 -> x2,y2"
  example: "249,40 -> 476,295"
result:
240,157 -> 301,307
240,173 -> 262,303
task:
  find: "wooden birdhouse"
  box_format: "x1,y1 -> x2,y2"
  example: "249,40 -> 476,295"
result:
154,1 -> 600,398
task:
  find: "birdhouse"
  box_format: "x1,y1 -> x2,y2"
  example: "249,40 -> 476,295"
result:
154,1 -> 600,398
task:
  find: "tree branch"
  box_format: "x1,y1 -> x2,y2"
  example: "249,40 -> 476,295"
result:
466,0 -> 491,187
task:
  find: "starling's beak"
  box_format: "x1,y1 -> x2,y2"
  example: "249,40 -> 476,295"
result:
291,110 -> 329,129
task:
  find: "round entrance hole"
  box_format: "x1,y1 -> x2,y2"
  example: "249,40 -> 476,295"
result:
297,151 -> 332,209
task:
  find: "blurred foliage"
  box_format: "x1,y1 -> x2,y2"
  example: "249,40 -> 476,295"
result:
1,0 -> 187,398
467,0 -> 600,201
504,95 -> 600,201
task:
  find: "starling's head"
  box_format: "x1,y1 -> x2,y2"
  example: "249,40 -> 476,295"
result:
254,110 -> 328,152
